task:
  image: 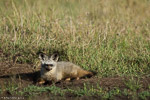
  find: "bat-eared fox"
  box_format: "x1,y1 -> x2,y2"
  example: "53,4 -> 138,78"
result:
38,53 -> 94,84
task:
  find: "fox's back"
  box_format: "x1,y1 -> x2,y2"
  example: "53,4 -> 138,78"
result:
56,61 -> 81,74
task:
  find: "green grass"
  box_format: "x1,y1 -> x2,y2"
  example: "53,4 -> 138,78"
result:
0,82 -> 150,99
20,85 -> 65,96
139,91 -> 150,100
0,0 -> 150,99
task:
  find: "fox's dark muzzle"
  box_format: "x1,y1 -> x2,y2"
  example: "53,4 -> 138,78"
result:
45,67 -> 52,71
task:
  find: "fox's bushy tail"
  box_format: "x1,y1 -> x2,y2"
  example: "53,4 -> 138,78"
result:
78,69 -> 94,78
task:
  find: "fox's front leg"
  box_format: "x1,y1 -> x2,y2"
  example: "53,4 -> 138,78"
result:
37,78 -> 53,85
37,78 -> 46,85
54,73 -> 63,84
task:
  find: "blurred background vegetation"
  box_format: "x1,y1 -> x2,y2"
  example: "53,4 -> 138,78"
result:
0,0 -> 150,77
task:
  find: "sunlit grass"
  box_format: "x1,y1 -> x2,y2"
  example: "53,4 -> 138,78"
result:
0,0 -> 150,76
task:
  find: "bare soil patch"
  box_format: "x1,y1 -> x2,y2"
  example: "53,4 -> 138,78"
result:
0,61 -> 150,100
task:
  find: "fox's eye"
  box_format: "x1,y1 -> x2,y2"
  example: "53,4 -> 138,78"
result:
44,64 -> 53,67
45,64 -> 49,67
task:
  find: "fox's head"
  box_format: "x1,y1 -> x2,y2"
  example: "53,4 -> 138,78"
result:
39,53 -> 59,71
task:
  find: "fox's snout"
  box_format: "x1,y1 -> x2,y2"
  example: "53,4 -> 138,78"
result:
44,66 -> 52,71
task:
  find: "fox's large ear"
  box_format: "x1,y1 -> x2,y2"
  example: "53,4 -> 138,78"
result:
50,53 -> 59,62
39,53 -> 48,61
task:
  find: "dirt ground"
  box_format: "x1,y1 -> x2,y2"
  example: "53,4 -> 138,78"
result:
0,60 -> 150,100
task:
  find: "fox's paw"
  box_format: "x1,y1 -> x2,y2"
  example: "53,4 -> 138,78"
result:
76,77 -> 80,80
37,78 -> 46,85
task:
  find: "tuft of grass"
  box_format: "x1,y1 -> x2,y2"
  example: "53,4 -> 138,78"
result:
139,91 -> 150,100
125,77 -> 142,92
20,85 -> 66,96
67,83 -> 102,97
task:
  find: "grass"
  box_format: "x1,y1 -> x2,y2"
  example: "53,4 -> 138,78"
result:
0,0 -> 150,76
0,82 -> 150,100
0,0 -> 150,99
